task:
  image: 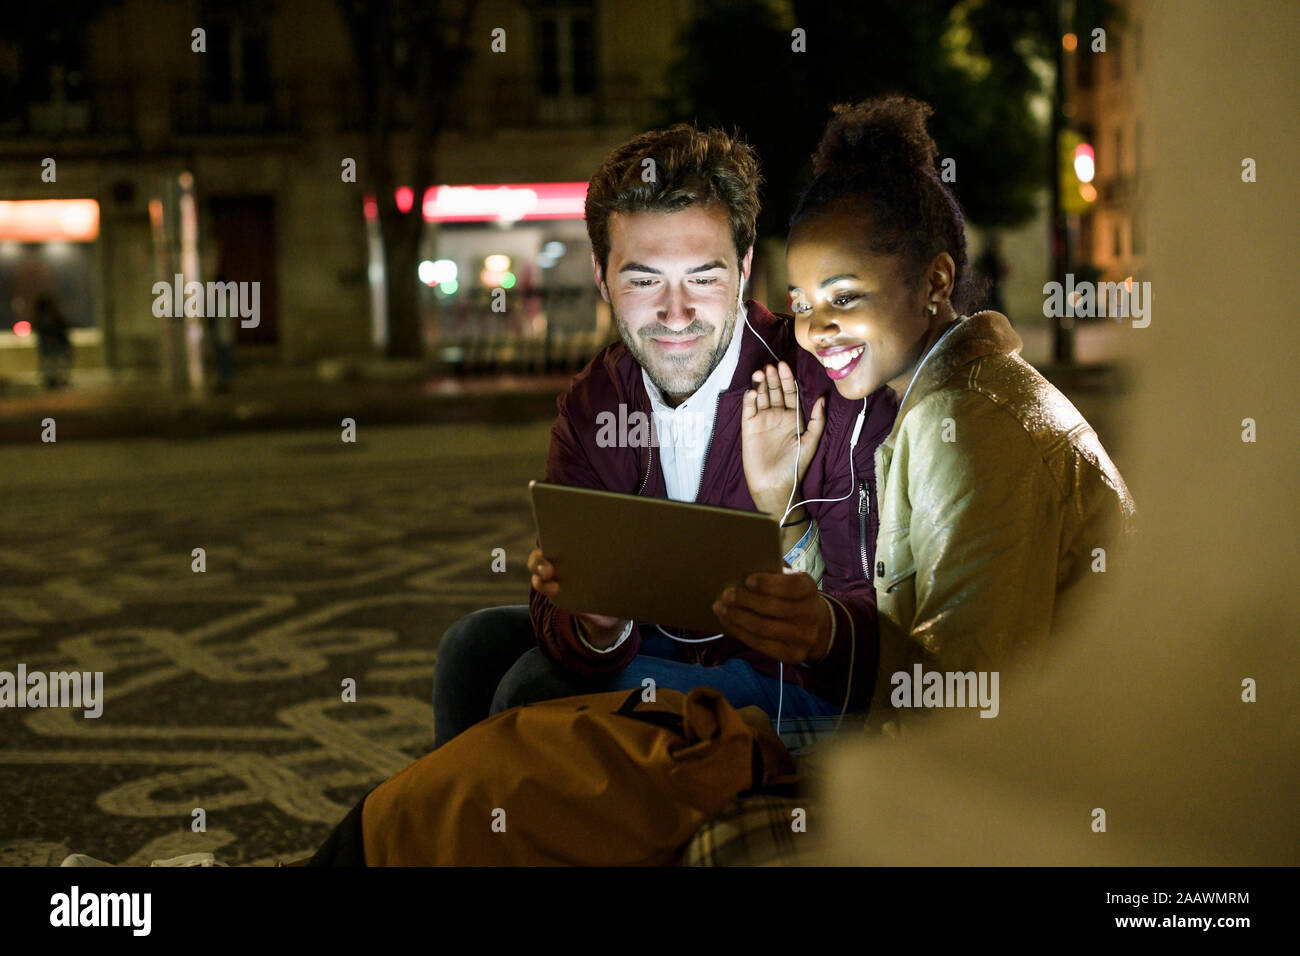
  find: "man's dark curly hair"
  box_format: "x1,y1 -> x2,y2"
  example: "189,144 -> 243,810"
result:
585,124 -> 761,276
791,95 -> 972,309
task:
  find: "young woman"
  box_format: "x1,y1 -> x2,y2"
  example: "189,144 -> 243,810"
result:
735,95 -> 1136,729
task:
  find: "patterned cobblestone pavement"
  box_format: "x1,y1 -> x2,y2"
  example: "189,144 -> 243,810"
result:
0,422 -> 550,866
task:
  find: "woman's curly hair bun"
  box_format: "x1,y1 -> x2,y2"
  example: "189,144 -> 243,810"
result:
793,94 -> 971,310
812,95 -> 939,180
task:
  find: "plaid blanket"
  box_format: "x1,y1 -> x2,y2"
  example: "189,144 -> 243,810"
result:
680,794 -> 817,865
681,712 -> 865,865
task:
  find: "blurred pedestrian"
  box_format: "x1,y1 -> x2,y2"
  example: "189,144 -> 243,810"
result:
32,293 -> 72,389
207,272 -> 236,392
974,234 -> 1009,318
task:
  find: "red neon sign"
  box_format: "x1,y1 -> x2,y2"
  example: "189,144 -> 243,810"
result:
361,183 -> 588,222
423,182 -> 588,222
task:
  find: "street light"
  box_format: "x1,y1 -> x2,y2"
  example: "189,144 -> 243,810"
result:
1073,143 -> 1096,183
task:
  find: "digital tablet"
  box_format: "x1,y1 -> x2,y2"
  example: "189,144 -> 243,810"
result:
529,480 -> 785,632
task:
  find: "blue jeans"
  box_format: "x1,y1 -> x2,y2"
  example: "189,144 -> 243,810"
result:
433,605 -> 841,749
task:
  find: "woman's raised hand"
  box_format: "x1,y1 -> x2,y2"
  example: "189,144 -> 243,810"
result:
741,361 -> 826,520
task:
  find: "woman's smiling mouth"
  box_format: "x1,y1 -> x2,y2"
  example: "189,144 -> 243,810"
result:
818,344 -> 865,380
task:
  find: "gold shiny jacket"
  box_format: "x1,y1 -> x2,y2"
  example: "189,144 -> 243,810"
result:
870,311 -> 1137,726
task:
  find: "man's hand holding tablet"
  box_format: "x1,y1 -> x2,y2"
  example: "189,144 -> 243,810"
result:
528,547 -> 628,650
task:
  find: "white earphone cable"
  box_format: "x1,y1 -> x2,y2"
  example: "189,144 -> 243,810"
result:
654,298 -> 865,737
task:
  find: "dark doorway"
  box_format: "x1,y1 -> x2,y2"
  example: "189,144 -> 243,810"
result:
209,195 -> 278,345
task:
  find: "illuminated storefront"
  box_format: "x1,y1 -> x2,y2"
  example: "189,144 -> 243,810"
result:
0,200 -> 101,381
365,182 -> 610,372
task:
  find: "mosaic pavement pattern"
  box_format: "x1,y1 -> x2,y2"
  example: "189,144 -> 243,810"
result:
0,422 -> 550,866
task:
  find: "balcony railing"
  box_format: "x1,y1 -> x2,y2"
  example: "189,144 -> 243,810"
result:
334,73 -> 650,133
1099,175 -> 1132,207
171,81 -> 301,134
0,83 -> 136,137
1,72 -> 649,141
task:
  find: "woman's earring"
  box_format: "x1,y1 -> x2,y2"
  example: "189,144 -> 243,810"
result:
928,302 -> 938,315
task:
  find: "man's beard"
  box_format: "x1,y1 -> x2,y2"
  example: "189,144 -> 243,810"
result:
615,302 -> 741,401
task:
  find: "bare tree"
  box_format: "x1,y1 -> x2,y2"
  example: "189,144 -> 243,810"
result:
337,0 -> 477,358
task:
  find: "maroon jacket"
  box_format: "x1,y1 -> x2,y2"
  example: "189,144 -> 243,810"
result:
530,301 -> 898,711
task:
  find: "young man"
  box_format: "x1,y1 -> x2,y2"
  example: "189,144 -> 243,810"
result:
433,125 -> 897,747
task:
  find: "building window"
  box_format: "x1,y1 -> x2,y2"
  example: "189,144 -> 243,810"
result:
202,10 -> 270,106
1111,30 -> 1123,82
1134,121 -> 1143,174
1114,127 -> 1124,177
534,1 -> 597,122
1132,205 -> 1146,256
206,21 -> 233,103
1075,46 -> 1093,89
1113,222 -> 1124,259
16,33 -> 91,133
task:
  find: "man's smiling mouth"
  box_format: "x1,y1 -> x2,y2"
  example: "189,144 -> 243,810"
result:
653,336 -> 702,351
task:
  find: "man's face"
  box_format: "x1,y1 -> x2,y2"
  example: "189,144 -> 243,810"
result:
594,203 -> 752,405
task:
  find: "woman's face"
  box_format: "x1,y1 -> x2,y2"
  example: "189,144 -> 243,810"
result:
786,208 -> 935,401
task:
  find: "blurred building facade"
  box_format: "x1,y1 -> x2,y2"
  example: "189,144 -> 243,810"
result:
992,0 -> 1147,368
0,0 -> 687,385
1064,0 -> 1148,286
